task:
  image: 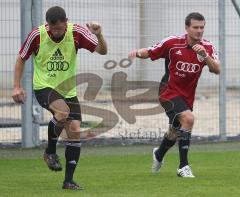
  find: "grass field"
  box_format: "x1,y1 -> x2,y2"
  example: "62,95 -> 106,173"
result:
0,141 -> 240,197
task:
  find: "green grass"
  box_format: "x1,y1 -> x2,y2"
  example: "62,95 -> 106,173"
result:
0,142 -> 240,197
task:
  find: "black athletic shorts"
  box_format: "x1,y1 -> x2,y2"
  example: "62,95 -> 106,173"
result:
34,87 -> 82,121
160,96 -> 191,129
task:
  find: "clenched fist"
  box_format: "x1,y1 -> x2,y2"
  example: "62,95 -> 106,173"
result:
86,21 -> 102,35
12,87 -> 26,104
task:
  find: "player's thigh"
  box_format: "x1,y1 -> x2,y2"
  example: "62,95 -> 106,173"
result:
34,87 -> 70,120
65,96 -> 82,122
63,97 -> 82,140
49,99 -> 70,121
64,120 -> 81,140
161,96 -> 191,129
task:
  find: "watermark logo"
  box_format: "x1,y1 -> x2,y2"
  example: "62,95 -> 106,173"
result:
48,58 -> 173,141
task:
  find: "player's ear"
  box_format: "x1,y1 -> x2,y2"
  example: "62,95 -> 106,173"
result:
64,18 -> 68,25
185,25 -> 190,33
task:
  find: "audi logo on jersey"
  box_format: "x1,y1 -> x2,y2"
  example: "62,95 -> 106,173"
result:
176,61 -> 200,73
46,61 -> 70,71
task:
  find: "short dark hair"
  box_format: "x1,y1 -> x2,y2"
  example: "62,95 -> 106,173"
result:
185,12 -> 205,26
46,6 -> 66,24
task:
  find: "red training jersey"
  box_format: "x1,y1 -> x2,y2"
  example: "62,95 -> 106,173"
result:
19,23 -> 98,60
148,34 -> 218,109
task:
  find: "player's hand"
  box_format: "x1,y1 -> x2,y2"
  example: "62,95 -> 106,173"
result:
192,44 -> 208,58
12,87 -> 26,104
128,50 -> 138,59
86,22 -> 102,36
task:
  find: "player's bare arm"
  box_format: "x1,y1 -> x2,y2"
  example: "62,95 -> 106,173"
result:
12,55 -> 26,104
192,44 -> 220,74
128,48 -> 149,59
87,21 -> 107,55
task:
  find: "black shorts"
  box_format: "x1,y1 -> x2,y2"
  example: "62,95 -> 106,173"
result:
34,88 -> 82,121
160,96 -> 191,129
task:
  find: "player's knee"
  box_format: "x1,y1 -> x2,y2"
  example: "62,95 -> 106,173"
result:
186,115 -> 194,126
67,131 -> 81,140
67,121 -> 81,140
180,112 -> 194,127
69,122 -> 80,133
55,108 -> 70,122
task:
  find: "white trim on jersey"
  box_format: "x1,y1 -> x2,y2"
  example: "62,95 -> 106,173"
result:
20,29 -> 40,59
148,34 -> 186,51
74,25 -> 98,45
201,39 -> 213,45
201,39 -> 219,61
211,45 -> 219,61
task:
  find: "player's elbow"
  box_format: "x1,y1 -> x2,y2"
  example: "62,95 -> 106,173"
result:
16,54 -> 25,63
100,49 -> 107,55
96,47 -> 107,55
210,68 -> 220,75
214,65 -> 221,75
215,68 -> 220,75
209,64 -> 220,75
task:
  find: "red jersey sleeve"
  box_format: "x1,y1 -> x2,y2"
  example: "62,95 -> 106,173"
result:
202,40 -> 219,63
208,44 -> 219,61
148,37 -> 172,61
73,24 -> 98,53
19,28 -> 40,60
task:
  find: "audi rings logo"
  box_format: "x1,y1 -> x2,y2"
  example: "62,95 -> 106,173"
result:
176,61 -> 200,73
46,61 -> 70,71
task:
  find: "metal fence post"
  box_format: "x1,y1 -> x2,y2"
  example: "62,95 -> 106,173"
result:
31,0 -> 43,146
20,0 -> 35,147
219,0 -> 227,140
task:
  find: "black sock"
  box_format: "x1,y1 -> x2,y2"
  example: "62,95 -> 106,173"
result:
178,129 -> 191,168
64,141 -> 81,182
45,117 -> 64,154
155,137 -> 176,162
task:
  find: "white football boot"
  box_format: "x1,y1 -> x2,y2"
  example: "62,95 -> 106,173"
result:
152,147 -> 164,173
177,165 -> 195,178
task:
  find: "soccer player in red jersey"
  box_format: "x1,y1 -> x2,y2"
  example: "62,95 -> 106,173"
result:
12,6 -> 107,189
129,12 -> 220,177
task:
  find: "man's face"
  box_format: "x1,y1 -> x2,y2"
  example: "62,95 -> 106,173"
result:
48,20 -> 67,39
185,19 -> 205,42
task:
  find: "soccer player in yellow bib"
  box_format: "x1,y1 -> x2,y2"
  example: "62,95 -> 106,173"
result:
12,6 -> 107,190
